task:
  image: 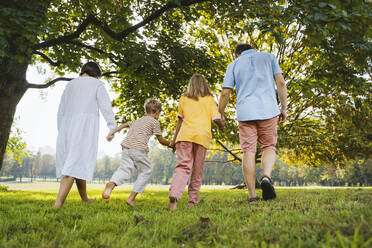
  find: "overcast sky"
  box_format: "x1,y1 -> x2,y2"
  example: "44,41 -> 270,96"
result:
15,65 -> 125,157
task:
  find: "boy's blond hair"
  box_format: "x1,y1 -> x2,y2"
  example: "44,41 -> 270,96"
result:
184,74 -> 213,100
144,98 -> 162,114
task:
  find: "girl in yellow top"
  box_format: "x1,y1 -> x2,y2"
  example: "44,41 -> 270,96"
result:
168,74 -> 226,211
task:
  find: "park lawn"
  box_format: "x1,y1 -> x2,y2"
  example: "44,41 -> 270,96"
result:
0,186 -> 371,248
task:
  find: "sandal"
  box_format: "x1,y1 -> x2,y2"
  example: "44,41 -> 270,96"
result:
245,197 -> 260,203
260,176 -> 276,201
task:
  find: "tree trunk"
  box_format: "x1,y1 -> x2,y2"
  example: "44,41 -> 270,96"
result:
0,57 -> 28,170
364,174 -> 368,186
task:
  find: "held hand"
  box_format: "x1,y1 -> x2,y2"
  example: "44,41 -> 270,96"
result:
169,140 -> 177,153
215,118 -> 227,130
168,140 -> 175,149
220,118 -> 227,130
279,108 -> 287,124
106,132 -> 115,142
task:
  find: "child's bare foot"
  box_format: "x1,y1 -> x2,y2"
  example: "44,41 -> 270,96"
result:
102,182 -> 116,203
125,198 -> 135,208
82,198 -> 96,203
168,196 -> 177,211
125,191 -> 138,207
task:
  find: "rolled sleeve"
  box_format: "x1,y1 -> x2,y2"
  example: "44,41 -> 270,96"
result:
153,120 -> 162,136
57,87 -> 68,131
210,98 -> 221,120
178,97 -> 184,119
97,84 -> 116,132
222,62 -> 236,89
271,54 -> 283,76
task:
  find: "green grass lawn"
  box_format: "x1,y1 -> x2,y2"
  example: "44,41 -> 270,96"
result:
0,185 -> 371,248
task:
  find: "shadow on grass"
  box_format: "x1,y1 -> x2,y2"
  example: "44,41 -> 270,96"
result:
0,188 -> 371,247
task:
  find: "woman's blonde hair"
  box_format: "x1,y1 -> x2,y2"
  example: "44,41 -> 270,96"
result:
184,74 -> 213,100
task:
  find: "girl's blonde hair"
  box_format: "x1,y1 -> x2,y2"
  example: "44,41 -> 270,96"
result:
184,74 -> 213,100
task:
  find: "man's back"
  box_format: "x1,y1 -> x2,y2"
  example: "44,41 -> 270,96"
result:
223,49 -> 282,121
219,44 -> 287,202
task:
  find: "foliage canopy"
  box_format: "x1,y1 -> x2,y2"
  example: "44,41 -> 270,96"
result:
0,0 -> 370,168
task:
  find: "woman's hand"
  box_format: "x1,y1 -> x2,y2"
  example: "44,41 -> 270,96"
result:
106,132 -> 115,142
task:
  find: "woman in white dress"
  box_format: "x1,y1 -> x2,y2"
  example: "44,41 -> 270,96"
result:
54,62 -> 116,208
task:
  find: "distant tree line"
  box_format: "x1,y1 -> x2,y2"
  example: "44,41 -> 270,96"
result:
1,145 -> 371,187
1,152 -> 55,182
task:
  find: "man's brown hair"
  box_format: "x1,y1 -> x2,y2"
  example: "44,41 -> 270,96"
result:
234,43 -> 253,56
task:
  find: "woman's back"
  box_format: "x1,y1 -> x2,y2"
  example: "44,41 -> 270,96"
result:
60,76 -> 101,116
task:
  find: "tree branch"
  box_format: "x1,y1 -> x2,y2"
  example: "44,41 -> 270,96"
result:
208,148 -> 241,152
102,71 -> 121,78
26,77 -> 73,89
33,15 -> 97,50
33,0 -> 210,50
66,41 -> 120,65
26,70 -> 121,89
205,159 -> 237,163
216,140 -> 242,162
216,140 -> 262,189
34,51 -> 61,67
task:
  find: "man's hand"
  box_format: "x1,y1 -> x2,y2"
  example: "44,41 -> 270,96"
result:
275,73 -> 287,125
218,88 -> 232,117
106,132 -> 115,142
279,108 -> 287,124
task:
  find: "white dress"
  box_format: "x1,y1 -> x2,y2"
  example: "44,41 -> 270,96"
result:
56,76 -> 116,180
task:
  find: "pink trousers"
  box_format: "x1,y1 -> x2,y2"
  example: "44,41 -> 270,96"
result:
169,141 -> 206,206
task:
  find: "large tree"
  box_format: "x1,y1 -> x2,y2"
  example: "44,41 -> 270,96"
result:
0,0 -> 213,170
1,0 -> 370,172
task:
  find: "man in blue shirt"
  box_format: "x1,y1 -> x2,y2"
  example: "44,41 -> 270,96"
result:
218,43 -> 287,202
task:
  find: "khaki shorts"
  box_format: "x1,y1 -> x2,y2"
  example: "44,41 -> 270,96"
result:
238,116 -> 278,153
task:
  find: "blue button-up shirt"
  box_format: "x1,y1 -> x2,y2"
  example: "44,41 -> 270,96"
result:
222,49 -> 283,121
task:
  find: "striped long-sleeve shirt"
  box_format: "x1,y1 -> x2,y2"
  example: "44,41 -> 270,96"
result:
121,116 -> 162,152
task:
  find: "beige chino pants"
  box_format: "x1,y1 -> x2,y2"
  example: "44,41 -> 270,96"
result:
110,148 -> 152,193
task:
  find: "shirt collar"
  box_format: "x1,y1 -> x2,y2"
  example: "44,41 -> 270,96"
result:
241,49 -> 256,56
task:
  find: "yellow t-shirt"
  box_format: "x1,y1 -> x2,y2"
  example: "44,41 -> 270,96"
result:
176,95 -> 221,149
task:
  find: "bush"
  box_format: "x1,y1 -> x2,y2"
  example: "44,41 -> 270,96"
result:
0,184 -> 8,192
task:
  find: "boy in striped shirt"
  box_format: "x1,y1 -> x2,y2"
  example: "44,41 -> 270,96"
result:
102,99 -> 174,207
